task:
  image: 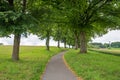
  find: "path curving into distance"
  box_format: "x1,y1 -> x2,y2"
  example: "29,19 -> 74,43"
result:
42,51 -> 78,80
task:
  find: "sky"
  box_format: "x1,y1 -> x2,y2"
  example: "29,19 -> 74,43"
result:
0,30 -> 120,46
92,30 -> 120,43
0,34 -> 65,46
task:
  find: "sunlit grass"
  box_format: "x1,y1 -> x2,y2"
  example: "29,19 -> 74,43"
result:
65,49 -> 120,80
0,46 -> 64,80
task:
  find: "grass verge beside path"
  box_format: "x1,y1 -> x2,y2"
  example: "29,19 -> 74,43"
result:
0,46 -> 65,80
64,49 -> 120,80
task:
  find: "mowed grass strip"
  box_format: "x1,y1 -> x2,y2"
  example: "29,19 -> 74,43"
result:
0,46 -> 65,80
65,49 -> 120,80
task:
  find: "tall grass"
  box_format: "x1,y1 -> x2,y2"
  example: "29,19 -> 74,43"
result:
0,46 -> 64,80
65,49 -> 120,80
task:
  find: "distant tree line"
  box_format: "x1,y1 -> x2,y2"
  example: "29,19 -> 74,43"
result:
0,43 -> 3,45
89,42 -> 120,48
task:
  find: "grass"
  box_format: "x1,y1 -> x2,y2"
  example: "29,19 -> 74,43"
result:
89,48 -> 120,56
65,49 -> 120,80
0,46 -> 65,80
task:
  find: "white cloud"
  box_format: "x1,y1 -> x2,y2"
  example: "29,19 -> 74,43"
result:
20,35 -> 42,46
0,34 -> 64,47
92,30 -> 120,43
0,35 -> 14,45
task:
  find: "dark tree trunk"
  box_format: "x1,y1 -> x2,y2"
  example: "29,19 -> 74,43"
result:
57,40 -> 60,48
69,44 -> 70,49
73,30 -> 79,50
46,31 -> 50,51
74,34 -> 78,50
80,31 -> 87,53
64,39 -> 67,48
12,34 -> 21,61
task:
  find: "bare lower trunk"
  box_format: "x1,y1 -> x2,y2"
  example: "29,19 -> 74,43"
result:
57,40 -> 60,48
46,37 -> 50,51
80,31 -> 87,53
46,31 -> 50,51
64,40 -> 66,48
69,44 -> 70,49
12,34 -> 21,61
75,36 -> 78,50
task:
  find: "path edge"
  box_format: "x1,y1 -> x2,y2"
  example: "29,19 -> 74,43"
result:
40,56 -> 51,80
62,53 -> 83,80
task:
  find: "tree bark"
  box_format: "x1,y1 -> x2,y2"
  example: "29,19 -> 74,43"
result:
73,30 -> 79,50
46,30 -> 50,51
69,44 -> 70,49
64,39 -> 67,48
12,34 -> 21,61
74,34 -> 79,50
57,40 -> 60,48
80,31 -> 87,53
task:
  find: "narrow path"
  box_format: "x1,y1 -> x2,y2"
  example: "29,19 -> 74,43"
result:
42,51 -> 77,80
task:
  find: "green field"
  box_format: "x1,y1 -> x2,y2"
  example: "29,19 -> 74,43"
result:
89,48 -> 120,56
89,48 -> 120,53
0,46 -> 64,80
65,49 -> 120,80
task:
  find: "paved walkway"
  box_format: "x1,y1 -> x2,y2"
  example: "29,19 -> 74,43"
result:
42,51 -> 77,80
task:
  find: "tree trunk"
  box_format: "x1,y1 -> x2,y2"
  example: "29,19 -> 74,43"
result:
80,31 -> 87,53
12,34 -> 21,61
73,30 -> 79,50
69,44 -> 70,49
46,31 -> 50,51
75,35 -> 78,50
64,39 -> 66,48
57,40 -> 60,48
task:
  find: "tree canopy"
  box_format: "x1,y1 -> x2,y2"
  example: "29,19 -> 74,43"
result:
0,0 -> 120,60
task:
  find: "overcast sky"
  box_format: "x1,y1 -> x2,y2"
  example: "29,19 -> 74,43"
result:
0,30 -> 120,46
92,30 -> 120,43
0,34 -> 64,46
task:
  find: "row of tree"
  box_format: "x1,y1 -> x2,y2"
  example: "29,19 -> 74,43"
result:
0,43 -> 3,45
90,42 -> 120,48
0,0 -> 120,61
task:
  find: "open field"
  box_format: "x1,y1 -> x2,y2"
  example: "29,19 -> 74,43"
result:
0,46 -> 64,80
65,49 -> 120,80
89,48 -> 120,56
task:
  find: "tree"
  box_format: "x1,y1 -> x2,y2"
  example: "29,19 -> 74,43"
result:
89,42 -> 106,48
61,0 -> 120,53
0,43 -> 3,45
52,24 -> 62,48
111,42 -> 120,48
0,0 -> 38,60
36,23 -> 53,51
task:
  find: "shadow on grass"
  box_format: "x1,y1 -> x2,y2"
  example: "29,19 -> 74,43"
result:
89,49 -> 120,57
